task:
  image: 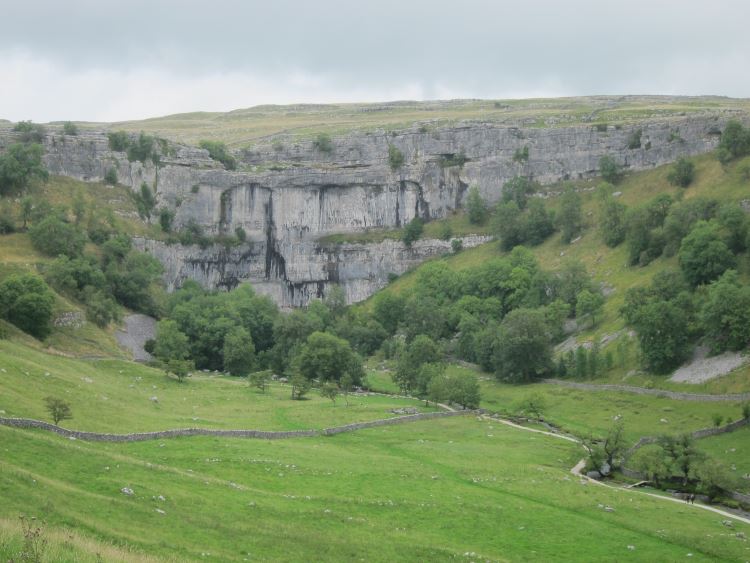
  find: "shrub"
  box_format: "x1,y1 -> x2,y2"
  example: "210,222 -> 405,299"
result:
29,216 -> 86,258
451,238 -> 463,253
437,221 -> 452,241
0,274 -> 55,338
667,157 -> 695,187
159,208 -> 175,232
388,144 -> 405,170
595,123 -> 608,132
0,202 -> 16,233
627,128 -> 642,149
465,185 -> 487,224
104,167 -> 118,185
45,396 -> 72,425
513,146 -> 529,162
679,221 -> 735,287
133,183 -> 156,220
235,226 -> 247,242
718,119 -> 750,162
599,155 -> 623,183
62,121 -> 78,136
439,151 -> 467,168
313,133 -> 333,154
13,121 -> 46,143
107,131 -> 130,152
0,143 -> 48,196
127,132 -> 155,163
402,217 -> 424,247
199,140 -> 237,170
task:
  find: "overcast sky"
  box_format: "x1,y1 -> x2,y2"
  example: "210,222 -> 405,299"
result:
2,0 -> 749,122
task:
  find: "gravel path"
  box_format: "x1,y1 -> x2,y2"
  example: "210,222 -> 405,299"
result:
670,345 -> 748,384
115,314 -> 156,362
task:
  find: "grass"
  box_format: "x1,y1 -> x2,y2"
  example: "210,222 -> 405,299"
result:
2,417 -> 749,562
98,96 -> 750,148
695,426 -> 750,492
0,340 -> 436,433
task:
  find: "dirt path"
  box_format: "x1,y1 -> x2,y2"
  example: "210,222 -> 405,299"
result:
480,413 -> 750,526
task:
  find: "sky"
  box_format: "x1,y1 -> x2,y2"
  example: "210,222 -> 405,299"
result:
2,0 -> 749,123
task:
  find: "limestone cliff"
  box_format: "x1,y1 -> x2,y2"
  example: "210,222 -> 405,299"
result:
0,111 -> 737,307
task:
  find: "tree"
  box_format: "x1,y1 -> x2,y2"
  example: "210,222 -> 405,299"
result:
372,293 -> 405,334
658,434 -> 704,485
312,133 -> 333,154
153,320 -> 190,362
695,459 -> 738,502
502,176 -> 536,210
394,335 -> 440,394
450,373 -> 481,409
340,373 -> 354,406
0,143 -> 48,196
493,308 -> 552,383
599,155 -> 623,183
28,216 -> 86,258
717,203 -> 747,254
717,120 -> 750,162
575,289 -> 604,327
0,274 -> 55,338
465,185 -> 488,224
133,183 -> 156,220
159,208 -> 175,233
557,185 -> 583,243
165,359 -> 193,383
289,373 -> 311,400
388,144 -> 405,170
633,448 -> 671,487
667,157 -> 695,187
108,131 -> 130,151
294,331 -> 363,385
590,421 -> 626,471
699,270 -> 750,353
402,217 -> 424,247
524,198 -> 555,245
679,221 -> 736,287
44,397 -> 72,426
492,201 -> 525,251
222,326 -> 255,376
106,250 -> 164,315
319,381 -> 339,405
199,140 -> 236,170
632,300 -> 691,374
599,196 -> 627,247
249,370 -> 271,393
516,393 -> 546,419
127,132 -> 156,163
63,121 -> 78,136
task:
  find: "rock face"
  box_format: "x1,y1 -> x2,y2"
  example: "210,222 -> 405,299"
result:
0,112 -> 736,306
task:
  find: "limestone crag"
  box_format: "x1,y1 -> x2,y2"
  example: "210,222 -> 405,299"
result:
0,112 -> 738,306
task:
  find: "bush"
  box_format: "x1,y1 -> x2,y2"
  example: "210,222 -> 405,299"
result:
29,216 -> 86,258
439,151 -> 467,168
13,121 -> 46,143
127,132 -> 156,163
0,274 -> 55,338
234,226 -> 247,242
133,183 -> 156,220
62,121 -> 78,136
388,144 -> 405,170
104,167 -> 118,185
107,131 -> 130,152
667,157 -> 695,187
313,133 -> 333,154
717,120 -> 750,162
0,143 -> 48,196
451,238 -> 463,253
679,221 -> 735,287
599,155 -> 623,183
626,128 -> 642,149
465,185 -> 487,224
199,140 -> 237,170
0,202 -> 16,233
158,208 -> 175,232
402,217 -> 424,247
513,146 -> 529,162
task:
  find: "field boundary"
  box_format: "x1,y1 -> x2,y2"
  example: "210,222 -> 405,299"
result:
0,410 -> 472,442
543,379 -> 750,402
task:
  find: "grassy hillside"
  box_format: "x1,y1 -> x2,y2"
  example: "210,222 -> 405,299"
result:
83,96 -> 750,148
3,416 -> 749,562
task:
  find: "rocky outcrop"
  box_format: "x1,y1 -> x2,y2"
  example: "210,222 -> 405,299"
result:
0,110 -> 740,306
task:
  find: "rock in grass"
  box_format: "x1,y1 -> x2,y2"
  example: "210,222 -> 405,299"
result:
121,487 -> 134,496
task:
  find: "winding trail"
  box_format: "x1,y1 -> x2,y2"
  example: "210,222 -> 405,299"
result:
543,379 -> 750,402
481,414 -> 750,526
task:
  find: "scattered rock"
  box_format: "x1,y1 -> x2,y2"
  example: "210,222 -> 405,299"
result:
155,508 -> 165,515
722,520 -> 734,528
150,396 -> 159,403
627,545 -> 635,551
391,407 -> 419,415
604,506 -> 615,512
586,471 -> 602,479
121,487 -> 134,496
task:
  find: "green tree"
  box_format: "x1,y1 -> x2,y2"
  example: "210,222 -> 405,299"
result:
402,217 -> 424,247
394,335 -> 440,394
104,167 -> 118,185
523,198 -> 555,245
599,155 -> 623,183
127,132 -> 156,163
388,144 -> 405,170
575,289 -> 604,327
599,196 -> 627,247
340,373 -> 354,406
717,119 -> 750,162
465,185 -> 488,224
165,359 -> 193,383
153,320 -> 190,362
222,326 -> 255,376
294,331 -> 363,384
695,459 -> 738,502
0,274 -> 55,338
0,143 -> 48,196
249,370 -> 271,393
319,381 -> 339,405
29,216 -> 86,258
199,140 -> 237,170
658,434 -> 704,485
312,133 -> 333,154
717,203 -> 747,253
493,308 -> 552,383
107,131 -> 130,151
557,185 -> 583,243
372,292 -> 405,334
289,373 -> 311,400
633,300 -> 692,374
62,121 -> 78,136
699,270 -> 750,353
106,250 -> 164,315
502,176 -> 536,209
679,221 -> 736,287
45,397 -> 72,425
667,157 -> 695,187
492,201 -> 525,251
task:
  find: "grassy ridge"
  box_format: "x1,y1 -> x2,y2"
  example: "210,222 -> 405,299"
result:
2,418 -> 748,562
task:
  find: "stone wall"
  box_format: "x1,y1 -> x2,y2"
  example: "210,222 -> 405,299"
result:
543,379 -> 750,403
0,410 -> 471,442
